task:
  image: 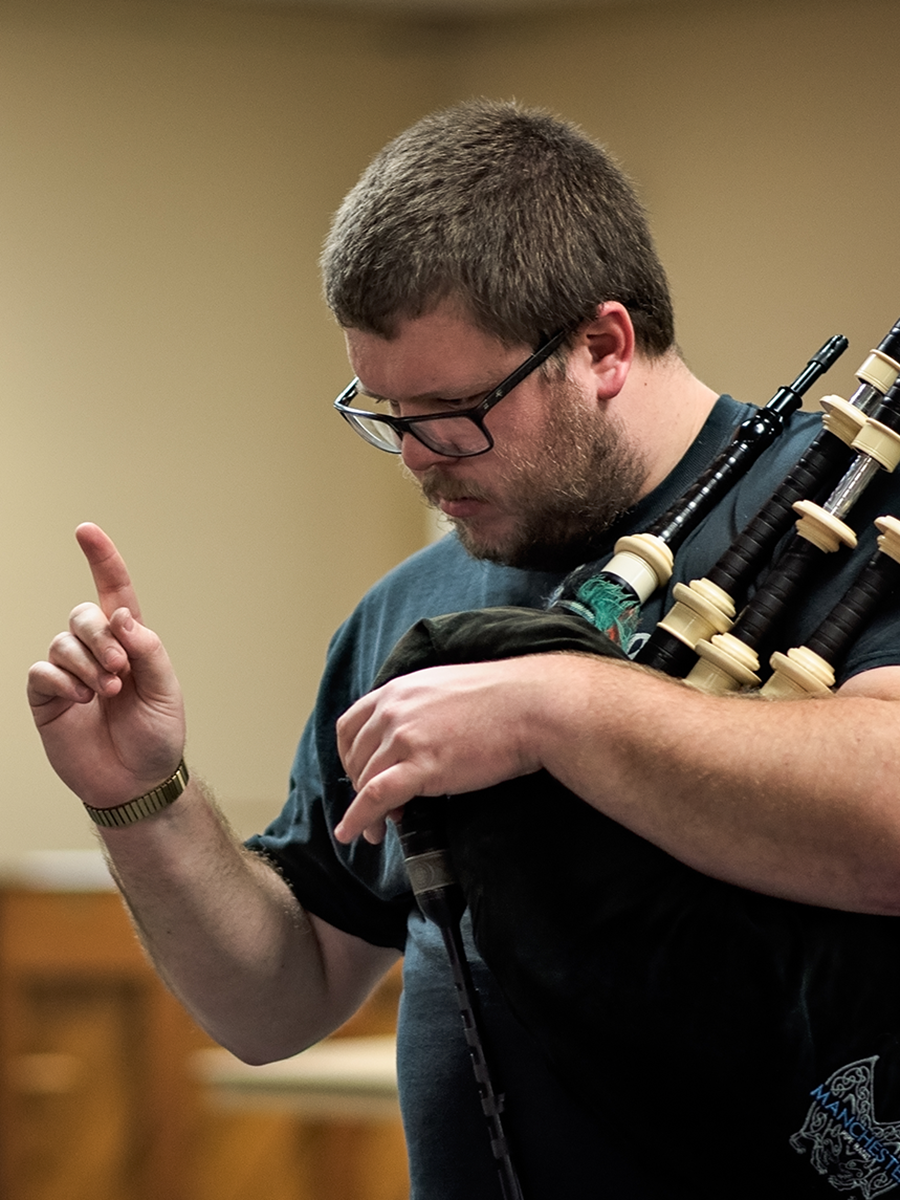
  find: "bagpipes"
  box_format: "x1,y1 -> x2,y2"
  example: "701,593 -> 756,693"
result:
381,318 -> 900,1199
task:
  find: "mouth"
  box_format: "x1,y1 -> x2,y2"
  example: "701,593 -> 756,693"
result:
419,469 -> 493,521
437,495 -> 487,520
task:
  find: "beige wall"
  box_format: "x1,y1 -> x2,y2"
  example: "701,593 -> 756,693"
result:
453,0 -> 900,400
2,0 -> 898,851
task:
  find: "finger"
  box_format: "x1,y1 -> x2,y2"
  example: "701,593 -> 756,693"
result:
335,697 -> 384,788
55,604 -> 178,711
27,660 -> 96,726
48,627 -> 125,698
340,727 -> 402,795
362,818 -> 388,846
107,607 -> 181,708
75,523 -> 143,624
334,769 -> 420,843
336,694 -> 374,759
362,807 -> 405,847
67,602 -> 131,677
66,600 -> 175,702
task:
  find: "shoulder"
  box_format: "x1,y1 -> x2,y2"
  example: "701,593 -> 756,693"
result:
364,533 -> 561,614
326,534 -> 565,700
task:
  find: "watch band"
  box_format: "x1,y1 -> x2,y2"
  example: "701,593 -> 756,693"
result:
84,759 -> 189,828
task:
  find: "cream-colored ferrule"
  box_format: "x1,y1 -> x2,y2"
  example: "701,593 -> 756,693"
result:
876,514 -> 900,563
819,395 -> 867,446
856,349 -> 900,395
792,500 -> 857,554
763,647 -> 834,699
656,578 -> 736,651
687,632 -> 761,694
606,533 -> 675,604
850,418 -> 900,473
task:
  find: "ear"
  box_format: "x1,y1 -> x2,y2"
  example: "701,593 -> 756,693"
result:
581,302 -> 635,401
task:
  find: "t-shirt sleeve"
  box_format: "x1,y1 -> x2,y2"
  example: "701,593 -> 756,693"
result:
245,617 -> 414,952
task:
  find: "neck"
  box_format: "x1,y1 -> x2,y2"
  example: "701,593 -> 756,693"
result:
615,351 -> 720,500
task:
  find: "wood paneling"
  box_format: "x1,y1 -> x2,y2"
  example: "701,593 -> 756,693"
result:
0,887 -> 408,1200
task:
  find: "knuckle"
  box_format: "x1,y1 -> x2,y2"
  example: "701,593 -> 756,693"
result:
26,661 -> 49,690
48,630 -> 73,658
68,604 -> 104,641
378,696 -> 411,736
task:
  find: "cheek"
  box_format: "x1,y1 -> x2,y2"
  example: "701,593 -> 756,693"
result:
492,410 -> 567,479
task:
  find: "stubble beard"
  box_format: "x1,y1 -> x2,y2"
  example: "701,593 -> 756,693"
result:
417,378 -> 648,573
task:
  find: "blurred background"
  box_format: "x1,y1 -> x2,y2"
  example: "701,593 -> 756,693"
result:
0,0 -> 898,1196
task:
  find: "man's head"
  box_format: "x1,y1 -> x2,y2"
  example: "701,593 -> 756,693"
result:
326,101 -> 695,572
343,303 -> 648,572
322,98 -> 674,358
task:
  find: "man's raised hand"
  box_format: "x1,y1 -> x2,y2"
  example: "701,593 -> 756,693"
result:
27,523 -> 186,812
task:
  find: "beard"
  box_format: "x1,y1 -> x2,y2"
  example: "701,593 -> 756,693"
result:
416,376 -> 647,573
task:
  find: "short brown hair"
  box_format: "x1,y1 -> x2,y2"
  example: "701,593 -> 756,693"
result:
322,98 -> 674,356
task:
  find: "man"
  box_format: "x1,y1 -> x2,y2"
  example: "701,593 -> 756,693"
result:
28,101 -> 900,1198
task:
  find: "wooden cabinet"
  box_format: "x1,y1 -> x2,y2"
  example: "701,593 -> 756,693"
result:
0,862 -> 407,1200
0,884 -> 204,1200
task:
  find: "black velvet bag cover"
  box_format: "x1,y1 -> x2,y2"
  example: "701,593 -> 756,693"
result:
375,607 -> 900,1200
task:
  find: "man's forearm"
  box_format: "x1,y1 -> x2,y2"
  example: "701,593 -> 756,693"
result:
99,778 -> 396,1063
535,656 -> 900,914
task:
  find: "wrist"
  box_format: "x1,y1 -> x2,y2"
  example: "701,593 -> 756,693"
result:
531,653 -> 622,776
84,760 -> 189,828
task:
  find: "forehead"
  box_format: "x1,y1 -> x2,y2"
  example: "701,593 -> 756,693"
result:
344,306 -> 530,401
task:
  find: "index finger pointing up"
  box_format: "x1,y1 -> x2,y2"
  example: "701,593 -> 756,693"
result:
75,523 -> 143,623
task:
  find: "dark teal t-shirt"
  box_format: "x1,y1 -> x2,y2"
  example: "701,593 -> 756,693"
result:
248,396 -> 900,1199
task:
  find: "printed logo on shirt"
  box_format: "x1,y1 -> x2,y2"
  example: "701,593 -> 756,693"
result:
790,1057 -> 900,1197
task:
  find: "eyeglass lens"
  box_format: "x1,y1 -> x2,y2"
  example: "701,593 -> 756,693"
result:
344,412 -> 403,452
347,409 -> 491,457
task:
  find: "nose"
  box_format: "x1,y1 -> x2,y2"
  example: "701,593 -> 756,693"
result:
400,433 -> 457,473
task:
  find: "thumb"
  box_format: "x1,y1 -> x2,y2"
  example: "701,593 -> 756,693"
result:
108,607 -> 180,704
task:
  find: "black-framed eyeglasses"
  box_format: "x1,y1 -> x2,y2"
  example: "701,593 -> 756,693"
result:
333,326 -> 570,458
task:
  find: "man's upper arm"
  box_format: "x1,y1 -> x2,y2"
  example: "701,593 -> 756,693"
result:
307,910 -> 401,1036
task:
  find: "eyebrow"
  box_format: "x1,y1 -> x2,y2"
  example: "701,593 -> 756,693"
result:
360,382 -> 497,405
